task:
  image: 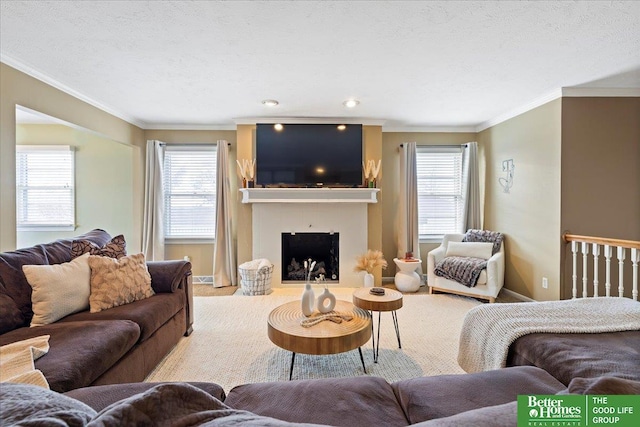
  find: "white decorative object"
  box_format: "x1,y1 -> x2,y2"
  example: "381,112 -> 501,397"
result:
236,158 -> 256,187
301,282 -> 315,317
363,273 -> 375,287
393,258 -> 422,293
316,286 -> 336,313
498,159 -> 514,193
301,259 -> 317,317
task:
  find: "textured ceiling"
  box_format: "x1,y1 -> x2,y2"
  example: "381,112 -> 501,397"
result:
1,1 -> 639,129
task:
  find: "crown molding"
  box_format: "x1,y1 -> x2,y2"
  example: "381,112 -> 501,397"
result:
234,117 -> 387,126
561,87 -> 640,97
1,55 -> 147,129
382,126 -> 477,133
143,123 -> 237,130
475,88 -> 563,132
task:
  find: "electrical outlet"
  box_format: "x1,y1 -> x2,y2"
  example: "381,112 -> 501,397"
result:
183,255 -> 191,262
542,277 -> 548,289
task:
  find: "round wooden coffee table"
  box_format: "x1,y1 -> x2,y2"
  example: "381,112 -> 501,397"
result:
352,287 -> 403,363
268,300 -> 371,380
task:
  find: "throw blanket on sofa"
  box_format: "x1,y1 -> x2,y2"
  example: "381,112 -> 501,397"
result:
434,256 -> 487,288
458,298 -> 640,373
0,335 -> 50,389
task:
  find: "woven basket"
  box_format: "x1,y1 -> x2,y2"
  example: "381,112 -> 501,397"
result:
238,264 -> 274,296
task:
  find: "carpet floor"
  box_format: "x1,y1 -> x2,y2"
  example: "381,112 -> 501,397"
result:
146,288 -> 481,393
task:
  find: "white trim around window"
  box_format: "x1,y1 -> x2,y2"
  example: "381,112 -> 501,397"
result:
16,145 -> 76,231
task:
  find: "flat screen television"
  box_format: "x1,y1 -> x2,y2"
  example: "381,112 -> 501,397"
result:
256,123 -> 363,187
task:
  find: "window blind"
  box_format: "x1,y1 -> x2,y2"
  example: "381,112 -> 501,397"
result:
16,145 -> 75,230
163,145 -> 217,239
416,146 -> 464,239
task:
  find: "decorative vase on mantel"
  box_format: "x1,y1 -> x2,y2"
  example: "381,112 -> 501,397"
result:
363,273 -> 375,287
301,281 -> 315,317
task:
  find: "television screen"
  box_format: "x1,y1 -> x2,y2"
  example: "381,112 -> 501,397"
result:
256,123 -> 363,187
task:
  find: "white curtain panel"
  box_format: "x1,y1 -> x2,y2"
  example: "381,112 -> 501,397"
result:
142,140 -> 165,261
462,141 -> 482,231
213,140 -> 237,287
398,142 -> 422,273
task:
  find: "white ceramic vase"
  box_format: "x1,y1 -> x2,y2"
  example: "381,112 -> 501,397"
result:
301,282 -> 315,317
363,273 -> 375,287
316,287 -> 336,313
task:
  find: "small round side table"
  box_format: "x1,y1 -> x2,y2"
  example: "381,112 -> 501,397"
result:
352,287 -> 403,363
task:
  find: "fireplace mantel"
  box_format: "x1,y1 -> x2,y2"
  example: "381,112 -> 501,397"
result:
239,188 -> 379,204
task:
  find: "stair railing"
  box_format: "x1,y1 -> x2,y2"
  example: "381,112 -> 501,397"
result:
563,234 -> 640,301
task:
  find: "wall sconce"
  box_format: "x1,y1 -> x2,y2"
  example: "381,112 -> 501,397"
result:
499,159 -> 514,193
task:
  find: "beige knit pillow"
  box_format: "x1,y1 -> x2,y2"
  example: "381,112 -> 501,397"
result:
88,253 -> 154,313
22,253 -> 91,326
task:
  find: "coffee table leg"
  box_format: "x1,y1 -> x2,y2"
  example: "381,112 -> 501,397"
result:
289,352 -> 296,380
358,347 -> 367,374
392,310 -> 402,349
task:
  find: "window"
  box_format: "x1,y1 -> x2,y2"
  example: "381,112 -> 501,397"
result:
16,145 -> 75,230
163,145 -> 217,240
416,146 -> 464,239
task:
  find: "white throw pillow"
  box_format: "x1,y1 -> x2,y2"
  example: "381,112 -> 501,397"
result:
445,242 -> 494,260
22,253 -> 91,326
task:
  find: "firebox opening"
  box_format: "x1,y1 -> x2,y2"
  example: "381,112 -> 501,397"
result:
281,232 -> 339,283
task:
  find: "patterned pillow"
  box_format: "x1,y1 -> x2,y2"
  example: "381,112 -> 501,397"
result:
88,253 -> 154,313
71,234 -> 126,259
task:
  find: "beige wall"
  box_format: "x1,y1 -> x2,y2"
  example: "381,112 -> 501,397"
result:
0,63 -> 144,252
478,99 -> 562,300
560,97 -> 640,299
16,124 -> 134,249
381,132 -> 477,276
144,129 -> 237,277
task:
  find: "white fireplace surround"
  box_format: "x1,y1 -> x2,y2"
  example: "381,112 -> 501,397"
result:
242,188 -> 379,287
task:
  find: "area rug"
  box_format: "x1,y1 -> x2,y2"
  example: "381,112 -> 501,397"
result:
145,288 -> 480,393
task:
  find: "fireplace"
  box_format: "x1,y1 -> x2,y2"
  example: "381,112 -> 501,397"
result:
242,188 -> 378,287
281,233 -> 339,282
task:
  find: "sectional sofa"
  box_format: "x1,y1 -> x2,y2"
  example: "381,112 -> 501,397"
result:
0,229 -> 193,392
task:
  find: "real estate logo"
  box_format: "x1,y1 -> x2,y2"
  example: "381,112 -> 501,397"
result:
518,395 -> 640,427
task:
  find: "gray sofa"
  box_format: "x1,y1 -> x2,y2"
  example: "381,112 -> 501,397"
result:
3,367 -> 637,426
0,229 -> 193,392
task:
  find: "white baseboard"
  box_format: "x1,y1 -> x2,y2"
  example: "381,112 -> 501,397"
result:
501,288 -> 535,302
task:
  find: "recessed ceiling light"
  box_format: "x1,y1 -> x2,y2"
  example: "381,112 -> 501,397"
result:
337,124 -> 347,131
274,123 -> 284,131
262,99 -> 279,107
343,99 -> 359,108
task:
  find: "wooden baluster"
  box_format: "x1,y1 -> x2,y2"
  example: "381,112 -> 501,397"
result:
604,245 -> 612,297
592,243 -> 600,297
581,242 -> 589,298
571,241 -> 578,299
617,247 -> 626,297
632,248 -> 639,301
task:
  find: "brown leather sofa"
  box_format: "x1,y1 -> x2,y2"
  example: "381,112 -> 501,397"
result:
0,229 -> 193,393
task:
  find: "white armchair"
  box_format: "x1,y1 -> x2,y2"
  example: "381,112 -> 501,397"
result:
427,233 -> 505,303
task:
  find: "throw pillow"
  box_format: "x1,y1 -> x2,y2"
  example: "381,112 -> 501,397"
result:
71,234 -> 126,259
22,253 -> 91,326
445,242 -> 494,260
88,253 -> 154,313
462,229 -> 504,255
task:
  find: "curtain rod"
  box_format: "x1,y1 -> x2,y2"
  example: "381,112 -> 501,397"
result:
399,143 -> 468,147
159,142 -> 230,147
